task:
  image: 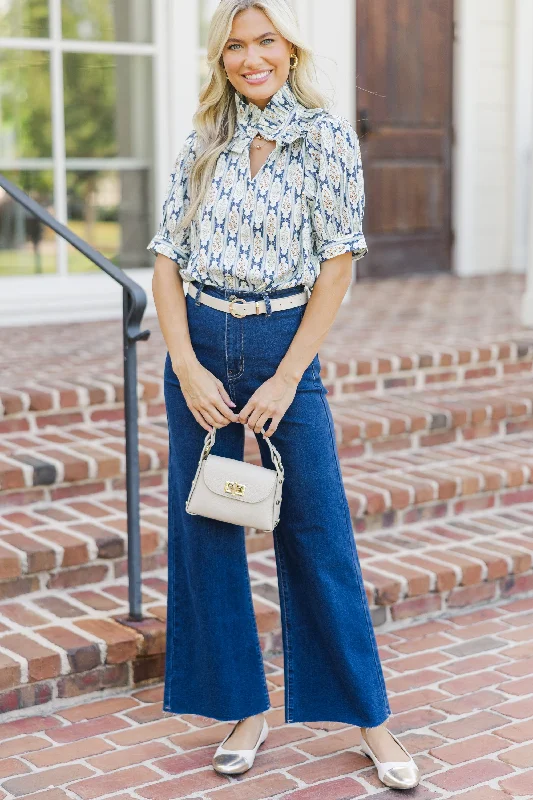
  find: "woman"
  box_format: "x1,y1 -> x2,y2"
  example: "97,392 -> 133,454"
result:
148,0 -> 419,790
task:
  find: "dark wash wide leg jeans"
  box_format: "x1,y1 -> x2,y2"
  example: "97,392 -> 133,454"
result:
163,280 -> 392,727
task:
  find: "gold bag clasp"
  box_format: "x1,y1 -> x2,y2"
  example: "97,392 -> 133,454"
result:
224,480 -> 246,497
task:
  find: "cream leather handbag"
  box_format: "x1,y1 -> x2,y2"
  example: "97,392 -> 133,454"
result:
185,426 -> 285,532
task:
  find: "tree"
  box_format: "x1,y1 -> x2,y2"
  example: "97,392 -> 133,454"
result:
0,0 -> 116,228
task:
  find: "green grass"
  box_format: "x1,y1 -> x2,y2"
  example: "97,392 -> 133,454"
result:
0,221 -> 121,276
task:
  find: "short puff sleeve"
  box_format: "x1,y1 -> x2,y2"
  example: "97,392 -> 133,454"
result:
147,130 -> 197,268
306,116 -> 368,263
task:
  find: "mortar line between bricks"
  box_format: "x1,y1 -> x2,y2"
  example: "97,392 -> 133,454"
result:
40,521 -> 103,561
0,650 -> 30,690
381,579 -> 533,633
2,507 -> 121,528
363,528 -> 533,564
48,442 -> 101,480
358,474 -> 420,504
28,449 -> 68,484
96,793 -> 145,800
0,452 -> 35,487
385,640 -> 515,669
0,595 -> 57,632
0,513 -> 125,559
381,558 -> 441,589
26,382 -> 63,410
53,378 -> 90,407
391,663 -> 510,691
1,609 -> 112,662
0,683 -> 157,724
0,536 -> 29,571
15,587 -> 127,619
0,618 -> 74,674
11,528 -> 65,569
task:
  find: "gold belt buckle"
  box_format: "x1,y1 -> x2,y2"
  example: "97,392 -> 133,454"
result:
228,295 -> 247,318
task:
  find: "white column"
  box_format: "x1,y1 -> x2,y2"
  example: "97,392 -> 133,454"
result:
293,0 -> 355,123
520,0 -> 533,325
513,0 -> 533,275
152,0 -> 170,214
49,0 -> 68,276
524,180 -> 533,324
452,0 -> 479,278
167,0 -> 199,158
453,0 -> 514,277
292,0 -> 357,298
151,1 -> 198,234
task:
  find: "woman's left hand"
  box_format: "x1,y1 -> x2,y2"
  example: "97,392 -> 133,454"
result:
238,372 -> 298,436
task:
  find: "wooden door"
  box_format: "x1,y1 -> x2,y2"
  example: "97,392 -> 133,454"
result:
355,0 -> 454,278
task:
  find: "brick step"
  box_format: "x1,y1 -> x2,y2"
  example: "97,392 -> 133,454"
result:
321,335 -> 533,398
339,431 -> 533,528
324,372 -> 533,453
1,498 -> 533,715
2,333 -> 533,436
0,492 -> 168,602
0,374 -> 165,436
4,432 -> 533,610
4,373 -> 533,508
0,421 -> 169,508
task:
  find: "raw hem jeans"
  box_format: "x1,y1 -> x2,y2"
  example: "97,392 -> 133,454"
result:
163,279 -> 392,727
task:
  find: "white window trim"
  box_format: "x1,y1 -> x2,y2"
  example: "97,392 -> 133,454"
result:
0,37 -> 156,55
0,268 -> 156,326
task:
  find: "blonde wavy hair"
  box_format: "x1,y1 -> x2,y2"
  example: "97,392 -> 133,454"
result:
180,0 -> 329,229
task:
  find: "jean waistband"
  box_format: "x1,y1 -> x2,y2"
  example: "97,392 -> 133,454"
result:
190,279 -> 307,303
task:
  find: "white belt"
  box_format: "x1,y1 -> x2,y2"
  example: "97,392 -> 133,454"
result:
185,282 -> 309,318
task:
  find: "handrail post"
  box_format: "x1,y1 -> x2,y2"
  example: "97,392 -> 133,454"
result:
0,174 -> 150,623
123,289 -> 143,621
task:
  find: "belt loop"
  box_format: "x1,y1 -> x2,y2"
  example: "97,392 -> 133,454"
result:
262,293 -> 272,317
194,280 -> 205,307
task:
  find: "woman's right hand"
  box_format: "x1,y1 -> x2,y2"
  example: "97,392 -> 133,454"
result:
172,357 -> 239,432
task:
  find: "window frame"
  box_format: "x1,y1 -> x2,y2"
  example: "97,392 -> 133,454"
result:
0,0 -> 162,277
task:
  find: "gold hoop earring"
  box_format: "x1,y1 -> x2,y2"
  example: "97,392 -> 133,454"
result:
289,53 -> 299,70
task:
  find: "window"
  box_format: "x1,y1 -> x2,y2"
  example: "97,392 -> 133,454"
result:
0,0 -> 156,276
61,0 -> 152,43
0,0 -> 49,38
0,170 -> 55,276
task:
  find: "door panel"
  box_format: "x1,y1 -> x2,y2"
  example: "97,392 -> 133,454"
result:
356,0 -> 454,278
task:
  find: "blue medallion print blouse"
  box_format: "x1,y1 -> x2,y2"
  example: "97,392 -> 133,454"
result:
147,80 -> 368,292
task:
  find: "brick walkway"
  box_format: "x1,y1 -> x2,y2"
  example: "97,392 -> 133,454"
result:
0,593 -> 532,799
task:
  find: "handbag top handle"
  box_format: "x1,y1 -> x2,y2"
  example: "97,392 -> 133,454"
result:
199,425 -> 284,481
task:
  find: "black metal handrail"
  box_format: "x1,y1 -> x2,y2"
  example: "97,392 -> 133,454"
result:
0,174 -> 150,622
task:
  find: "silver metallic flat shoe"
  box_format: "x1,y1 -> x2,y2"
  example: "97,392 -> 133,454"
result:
360,727 -> 420,790
212,716 -> 269,775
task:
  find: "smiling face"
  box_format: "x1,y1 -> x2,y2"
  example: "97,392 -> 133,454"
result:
222,6 -> 294,110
